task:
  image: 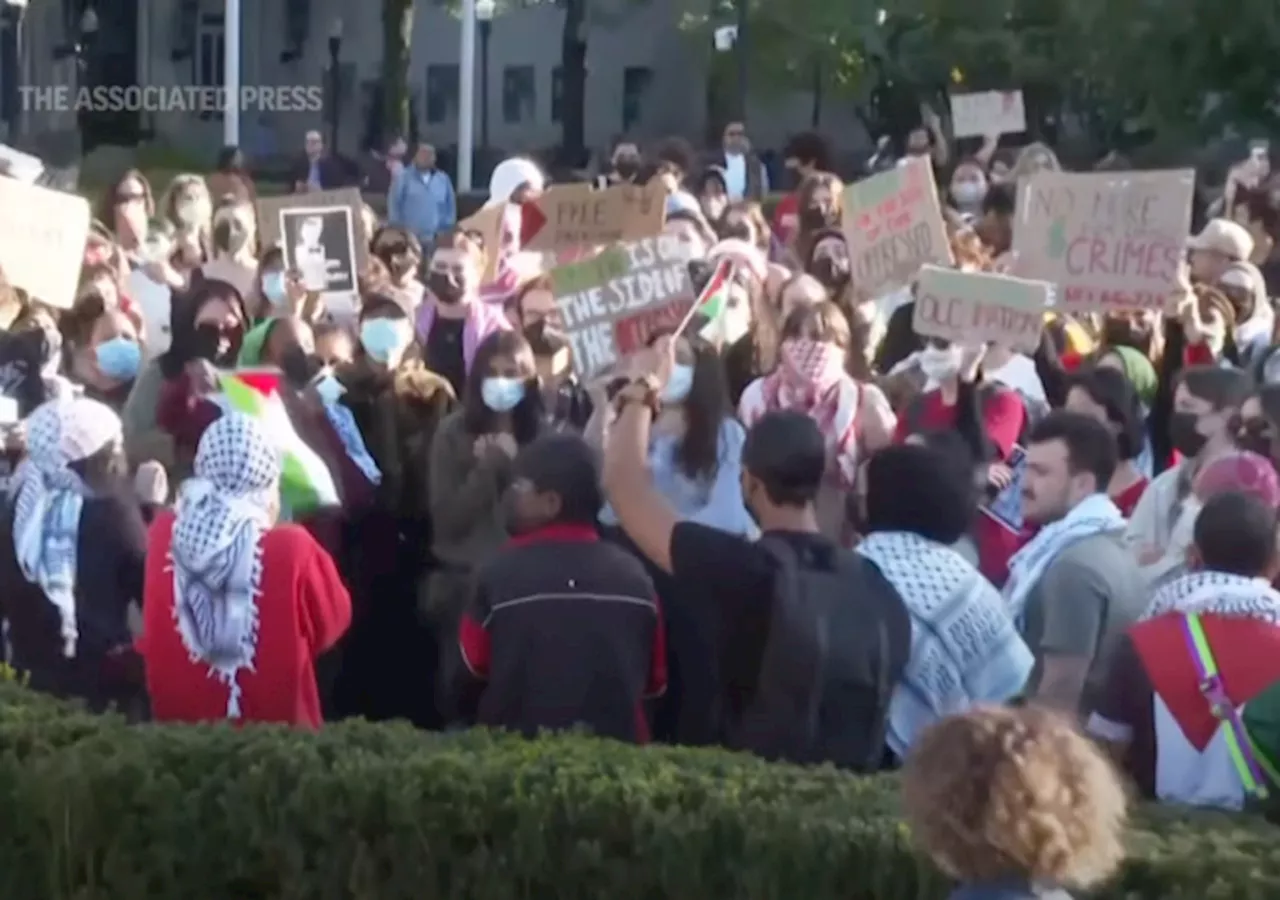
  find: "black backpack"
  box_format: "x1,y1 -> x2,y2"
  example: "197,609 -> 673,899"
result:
733,536 -> 901,771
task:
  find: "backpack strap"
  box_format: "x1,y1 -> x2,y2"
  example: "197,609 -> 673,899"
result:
1179,614 -> 1274,798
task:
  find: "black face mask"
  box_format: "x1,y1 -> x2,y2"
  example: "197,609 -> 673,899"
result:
613,159 -> 640,180
427,272 -> 465,305
281,345 -> 320,387
1169,411 -> 1209,458
1236,418 -> 1272,458
192,323 -> 224,362
809,257 -> 851,294
523,319 -> 569,358
800,206 -> 834,231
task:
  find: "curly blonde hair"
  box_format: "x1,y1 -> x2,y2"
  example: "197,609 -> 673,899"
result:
902,705 -> 1127,889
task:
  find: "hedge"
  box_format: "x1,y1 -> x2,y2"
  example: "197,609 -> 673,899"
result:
0,682 -> 1275,900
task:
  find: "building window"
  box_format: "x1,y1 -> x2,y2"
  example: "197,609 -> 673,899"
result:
550,66 -> 563,123
502,65 -> 536,125
195,14 -> 225,119
425,64 -> 459,125
622,66 -> 652,131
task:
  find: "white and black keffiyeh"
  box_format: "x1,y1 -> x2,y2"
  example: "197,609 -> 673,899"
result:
11,398 -> 121,658
1143,570 -> 1280,625
171,412 -> 279,718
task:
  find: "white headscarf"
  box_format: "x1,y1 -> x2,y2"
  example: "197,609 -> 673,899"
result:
485,157 -> 544,208
170,412 -> 279,718
12,397 -> 122,658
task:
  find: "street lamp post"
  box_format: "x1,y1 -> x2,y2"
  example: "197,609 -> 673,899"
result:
75,7 -> 98,151
328,18 -> 343,153
476,0 -> 494,158
2,0 -> 29,143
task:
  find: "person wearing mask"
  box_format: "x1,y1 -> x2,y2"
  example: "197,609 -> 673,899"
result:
975,183 -> 1016,258
66,304 -> 143,412
856,443 -> 1033,759
315,321 -> 355,369
902,108 -> 949,169
1007,412 -> 1145,713
603,344 -> 911,770
427,330 -> 542,722
1064,367 -> 1150,516
663,207 -> 717,261
160,174 -> 214,262
713,201 -> 769,253
1217,261 -> 1273,364
125,219 -> 187,357
1232,185 -> 1280,297
696,166 -> 730,224
1088,491 -> 1280,808
454,432 -> 667,740
947,158 -> 989,223
905,706 -> 1127,900
200,200 -> 259,301
723,272 -> 827,407
772,132 -> 831,248
249,248 -> 295,322
652,137 -> 701,216
96,169 -> 153,260
0,397 -> 147,713
291,130 -> 350,192
1234,383 -> 1280,474
416,230 -> 512,398
1127,366 -> 1252,583
790,174 -> 844,269
140,412 -> 351,726
1188,218 -> 1255,285
370,225 -> 426,309
206,146 -> 256,205
388,142 -> 457,254
122,278 -> 247,476
740,302 -> 896,539
509,276 -> 591,430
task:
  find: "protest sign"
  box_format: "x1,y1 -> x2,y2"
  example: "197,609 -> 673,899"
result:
521,181 -> 666,256
258,189 -> 366,322
550,234 -> 694,379
458,203 -> 505,282
1011,170 -> 1194,313
0,178 -> 90,309
913,265 -> 1050,353
257,188 -> 368,273
949,91 -> 1026,139
841,156 -> 952,298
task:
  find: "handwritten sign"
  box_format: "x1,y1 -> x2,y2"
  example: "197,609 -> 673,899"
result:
522,181 -> 666,256
841,156 -> 953,298
550,235 -> 693,378
458,203 -> 505,282
949,91 -> 1026,139
1012,170 -> 1194,313
913,266 -> 1050,353
0,178 -> 90,309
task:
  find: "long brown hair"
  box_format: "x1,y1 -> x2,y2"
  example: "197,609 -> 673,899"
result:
792,172 -> 845,266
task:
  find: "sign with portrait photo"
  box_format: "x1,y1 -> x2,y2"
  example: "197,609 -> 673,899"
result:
257,188 -> 367,322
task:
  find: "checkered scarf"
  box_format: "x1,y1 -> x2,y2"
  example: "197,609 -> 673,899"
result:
1143,570 -> 1280,625
759,339 -> 860,487
12,398 -> 121,658
171,412 -> 279,718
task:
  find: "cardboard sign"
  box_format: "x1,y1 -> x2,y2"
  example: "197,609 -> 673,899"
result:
257,188 -> 368,272
841,156 -> 953,298
1012,170 -> 1194,312
550,234 -> 694,379
258,189 -> 367,323
522,181 -> 666,256
913,266 -> 1050,353
949,91 -> 1026,139
0,177 -> 90,309
458,203 -> 505,282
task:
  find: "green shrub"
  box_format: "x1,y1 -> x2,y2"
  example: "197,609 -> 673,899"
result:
0,686 -> 1274,899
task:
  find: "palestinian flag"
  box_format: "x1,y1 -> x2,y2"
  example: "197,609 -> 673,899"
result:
1132,612 -> 1280,801
216,368 -> 340,517
688,258 -> 736,344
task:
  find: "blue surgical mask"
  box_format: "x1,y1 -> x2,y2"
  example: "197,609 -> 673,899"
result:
94,336 -> 141,381
481,376 -> 526,412
660,363 -> 694,404
261,270 -> 287,306
360,318 -> 407,364
313,372 -> 345,404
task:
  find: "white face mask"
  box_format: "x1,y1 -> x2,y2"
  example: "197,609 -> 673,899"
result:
660,363 -> 695,404
918,346 -> 964,382
951,181 -> 987,206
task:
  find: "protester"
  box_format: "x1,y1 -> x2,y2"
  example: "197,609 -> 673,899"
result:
140,412 -> 351,726
65,304 -> 142,411
455,432 -> 666,740
1234,383 -> 1280,472
1064,367 -> 1150,516
711,121 -> 769,202
0,397 -> 145,712
791,175 -> 843,268
96,169 -> 154,259
206,146 -> 256,205
387,142 -> 457,252
1007,412 -> 1144,712
856,444 -> 1033,757
772,132 -> 831,248
200,199 -> 258,301
904,705 -> 1127,900
507,276 -> 590,430
1188,218 -> 1255,286
697,166 -> 730,223
1089,490 -> 1280,807
603,339 -> 910,770
723,272 -> 827,406
370,225 -> 426,309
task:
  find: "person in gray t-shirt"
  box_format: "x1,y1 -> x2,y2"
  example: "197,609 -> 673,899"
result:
1020,533 -> 1147,710
1014,412 -> 1147,712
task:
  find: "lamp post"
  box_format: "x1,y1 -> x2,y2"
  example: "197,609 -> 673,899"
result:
475,0 -> 494,158
327,18 -> 343,153
75,7 -> 98,151
2,0 -> 29,143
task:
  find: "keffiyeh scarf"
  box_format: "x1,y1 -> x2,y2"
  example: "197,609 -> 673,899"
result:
858,531 -> 1033,756
1004,493 -> 1126,622
12,398 -> 121,658
170,412 -> 280,718
1144,570 -> 1280,625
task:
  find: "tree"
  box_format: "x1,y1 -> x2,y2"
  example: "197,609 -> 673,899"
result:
382,0 -> 415,142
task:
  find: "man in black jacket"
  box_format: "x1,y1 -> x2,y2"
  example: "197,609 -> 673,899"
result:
290,130 -> 354,192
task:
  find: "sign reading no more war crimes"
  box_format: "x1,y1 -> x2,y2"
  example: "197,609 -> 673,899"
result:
0,177 -> 90,310
841,156 -> 953,299
913,266 -> 1050,353
1011,169 -> 1195,313
550,235 -> 694,379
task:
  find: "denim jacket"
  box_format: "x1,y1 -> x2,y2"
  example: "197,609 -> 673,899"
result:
388,167 -> 457,244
